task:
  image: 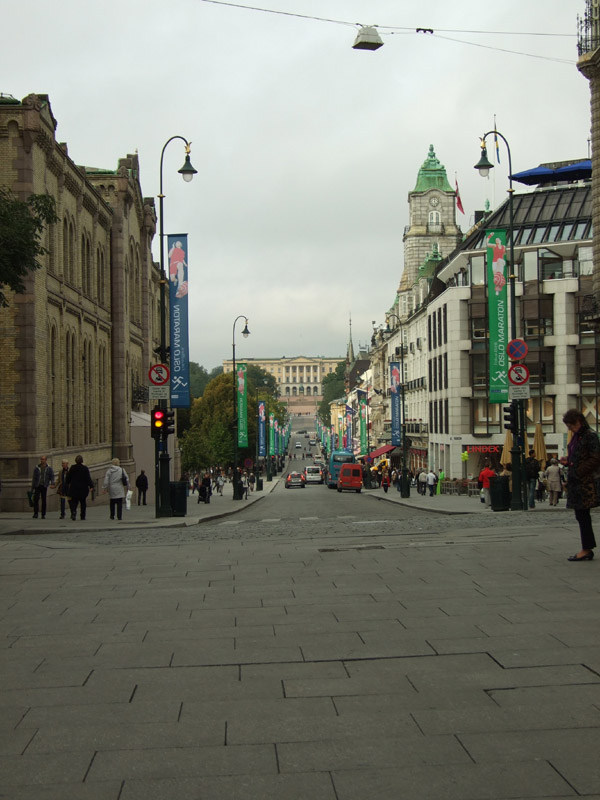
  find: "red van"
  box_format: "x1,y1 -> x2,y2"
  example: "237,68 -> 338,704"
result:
337,463 -> 363,493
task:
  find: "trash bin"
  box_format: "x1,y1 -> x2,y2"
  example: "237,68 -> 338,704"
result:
170,481 -> 187,517
256,477 -> 263,491
489,475 -> 510,512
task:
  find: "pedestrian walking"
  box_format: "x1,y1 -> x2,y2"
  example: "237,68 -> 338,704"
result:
426,469 -> 438,497
31,455 -> 55,519
381,471 -> 390,493
248,472 -> 256,492
478,462 -> 496,508
135,470 -> 148,505
241,472 -> 249,499
65,455 -> 94,521
546,458 -> 562,506
525,449 -> 541,508
562,408 -> 600,561
103,458 -> 129,521
216,474 -> 224,496
56,459 -> 69,519
418,469 -> 427,495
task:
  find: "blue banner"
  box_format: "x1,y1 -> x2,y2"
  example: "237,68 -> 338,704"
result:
258,401 -> 266,457
390,362 -> 401,447
168,234 -> 190,408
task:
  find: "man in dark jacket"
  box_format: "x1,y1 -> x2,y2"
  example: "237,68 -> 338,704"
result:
31,455 -> 55,519
65,455 -> 94,521
135,470 -> 149,505
525,449 -> 541,509
56,460 -> 69,519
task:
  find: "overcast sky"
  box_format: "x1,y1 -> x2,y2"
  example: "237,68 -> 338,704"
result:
2,0 -> 591,369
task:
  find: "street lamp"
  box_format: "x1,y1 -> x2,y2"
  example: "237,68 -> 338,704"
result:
385,314 -> 410,498
232,315 -> 250,500
474,130 -> 525,511
155,136 -> 197,518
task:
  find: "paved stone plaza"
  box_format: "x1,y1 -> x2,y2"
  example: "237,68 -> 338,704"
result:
1,485 -> 599,799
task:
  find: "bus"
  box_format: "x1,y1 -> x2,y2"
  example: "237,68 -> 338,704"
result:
327,449 -> 356,489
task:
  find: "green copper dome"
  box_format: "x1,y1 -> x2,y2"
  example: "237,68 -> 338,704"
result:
413,145 -> 453,193
418,243 -> 443,281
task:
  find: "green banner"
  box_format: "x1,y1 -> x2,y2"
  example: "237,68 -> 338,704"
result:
359,394 -> 368,455
486,229 -> 509,404
237,362 -> 248,446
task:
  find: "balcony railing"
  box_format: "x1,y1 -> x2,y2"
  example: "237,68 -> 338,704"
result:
578,4 -> 600,56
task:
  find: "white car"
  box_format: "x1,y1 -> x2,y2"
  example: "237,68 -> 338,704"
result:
295,442 -> 302,449
304,465 -> 323,484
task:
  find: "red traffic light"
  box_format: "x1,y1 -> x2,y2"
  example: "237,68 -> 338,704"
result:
151,408 -> 166,437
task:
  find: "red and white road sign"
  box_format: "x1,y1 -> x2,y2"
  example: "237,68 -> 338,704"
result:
507,338 -> 528,361
508,363 -> 530,386
148,363 -> 170,386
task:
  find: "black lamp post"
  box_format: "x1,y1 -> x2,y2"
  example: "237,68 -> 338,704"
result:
385,314 -> 410,497
232,315 -> 250,500
474,130 -> 525,511
155,136 -> 197,518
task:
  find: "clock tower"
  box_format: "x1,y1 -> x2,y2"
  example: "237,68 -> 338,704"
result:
399,145 -> 462,292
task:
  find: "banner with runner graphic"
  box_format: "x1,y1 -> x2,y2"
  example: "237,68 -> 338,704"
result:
486,229 -> 509,404
390,361 -> 401,446
168,234 -> 190,408
258,401 -> 266,457
236,363 -> 248,447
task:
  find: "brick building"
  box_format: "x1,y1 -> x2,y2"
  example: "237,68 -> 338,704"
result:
0,93 -> 160,510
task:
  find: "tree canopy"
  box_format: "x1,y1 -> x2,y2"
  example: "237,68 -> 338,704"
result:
0,189 -> 58,307
317,360 -> 345,425
179,365 -> 287,473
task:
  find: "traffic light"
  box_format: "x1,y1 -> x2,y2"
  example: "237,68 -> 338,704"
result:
163,410 -> 175,437
503,401 -> 518,433
151,407 -> 165,438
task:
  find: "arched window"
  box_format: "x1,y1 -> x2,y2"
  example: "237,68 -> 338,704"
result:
50,326 -> 58,448
62,217 -> 69,279
68,222 -> 75,284
428,210 -> 441,229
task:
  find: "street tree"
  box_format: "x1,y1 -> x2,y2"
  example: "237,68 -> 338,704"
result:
0,189 -> 58,306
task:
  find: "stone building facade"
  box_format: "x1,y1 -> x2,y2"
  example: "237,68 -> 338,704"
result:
0,94 -> 160,510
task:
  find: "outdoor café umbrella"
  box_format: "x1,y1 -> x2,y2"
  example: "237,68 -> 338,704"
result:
500,428 -> 513,466
533,422 -> 547,469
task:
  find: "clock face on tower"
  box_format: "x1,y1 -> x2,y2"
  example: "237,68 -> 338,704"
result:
429,196 -> 440,208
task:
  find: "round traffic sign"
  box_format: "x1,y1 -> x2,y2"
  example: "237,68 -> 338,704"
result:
148,363 -> 170,386
508,363 -> 530,386
507,338 -> 528,361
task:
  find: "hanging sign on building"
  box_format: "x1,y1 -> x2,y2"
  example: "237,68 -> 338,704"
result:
486,229 -> 509,404
390,362 -> 401,446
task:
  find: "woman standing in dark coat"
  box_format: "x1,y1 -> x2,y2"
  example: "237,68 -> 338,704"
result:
65,455 -> 94,521
563,409 -> 600,561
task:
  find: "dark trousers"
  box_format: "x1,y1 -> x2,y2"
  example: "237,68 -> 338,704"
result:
110,498 -> 123,520
33,486 -> 48,517
60,496 -> 67,518
575,508 -> 597,550
69,497 -> 87,520
137,490 -> 147,505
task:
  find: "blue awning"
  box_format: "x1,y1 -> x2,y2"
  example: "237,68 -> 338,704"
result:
512,160 -> 591,186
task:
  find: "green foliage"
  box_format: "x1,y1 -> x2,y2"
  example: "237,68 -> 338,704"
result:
189,362 -> 210,399
317,360 -> 345,425
0,189 -> 58,307
184,366 -> 288,468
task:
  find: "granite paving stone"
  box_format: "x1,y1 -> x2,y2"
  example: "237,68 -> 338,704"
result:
330,761 -> 576,799
2,781 -> 123,799
118,772 -> 338,800
86,743 -> 277,782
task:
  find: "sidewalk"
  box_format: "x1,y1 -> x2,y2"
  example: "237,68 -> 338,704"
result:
0,476 -> 282,537
363,485 -> 570,515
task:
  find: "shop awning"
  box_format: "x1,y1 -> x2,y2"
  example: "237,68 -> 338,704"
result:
368,444 -> 396,460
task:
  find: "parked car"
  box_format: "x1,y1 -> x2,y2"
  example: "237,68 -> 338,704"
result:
309,439 -> 317,446
304,465 -> 324,484
295,442 -> 302,449
285,471 -> 306,488
337,463 -> 363,493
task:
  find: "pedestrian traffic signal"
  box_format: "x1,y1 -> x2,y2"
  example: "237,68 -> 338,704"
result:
151,407 -> 165,438
163,410 -> 175,437
503,401 -> 518,434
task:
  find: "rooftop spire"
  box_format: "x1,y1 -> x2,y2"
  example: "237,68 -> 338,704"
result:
346,313 -> 355,364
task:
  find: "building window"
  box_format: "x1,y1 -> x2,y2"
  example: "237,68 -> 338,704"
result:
470,255 -> 485,286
